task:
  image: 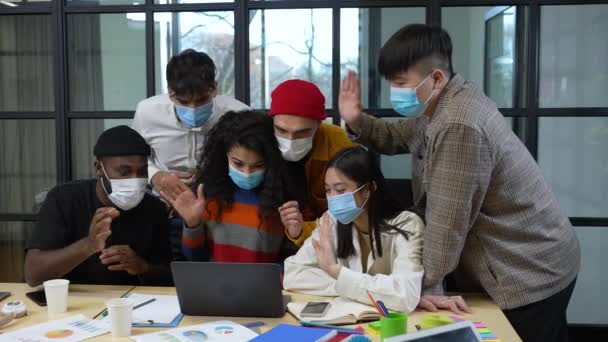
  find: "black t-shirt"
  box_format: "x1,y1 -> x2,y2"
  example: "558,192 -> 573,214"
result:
285,157 -> 309,203
27,179 -> 172,285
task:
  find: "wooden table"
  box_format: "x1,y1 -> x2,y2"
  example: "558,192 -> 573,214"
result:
0,283 -> 133,333
0,283 -> 521,341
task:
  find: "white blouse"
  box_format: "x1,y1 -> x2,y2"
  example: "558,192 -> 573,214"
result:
284,210 -> 424,313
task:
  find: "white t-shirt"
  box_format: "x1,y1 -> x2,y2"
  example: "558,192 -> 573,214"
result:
132,94 -> 249,184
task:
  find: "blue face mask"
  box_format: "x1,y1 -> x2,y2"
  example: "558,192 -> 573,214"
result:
390,74 -> 435,117
228,164 -> 265,190
175,101 -> 214,128
327,184 -> 369,225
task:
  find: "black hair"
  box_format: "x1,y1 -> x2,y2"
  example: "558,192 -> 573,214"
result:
194,110 -> 298,223
378,24 -> 454,80
327,146 -> 415,259
166,49 -> 216,102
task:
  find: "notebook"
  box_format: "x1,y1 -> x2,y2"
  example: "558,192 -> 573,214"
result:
249,324 -> 337,342
288,297 -> 381,325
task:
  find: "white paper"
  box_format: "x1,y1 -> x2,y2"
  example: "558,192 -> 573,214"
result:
131,320 -> 258,342
128,293 -> 181,324
100,293 -> 181,325
2,314 -> 109,342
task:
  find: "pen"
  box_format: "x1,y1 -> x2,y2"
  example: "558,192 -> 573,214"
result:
299,321 -> 364,334
100,298 -> 155,318
366,291 -> 387,317
243,321 -> 267,329
376,300 -> 390,317
133,298 -> 156,311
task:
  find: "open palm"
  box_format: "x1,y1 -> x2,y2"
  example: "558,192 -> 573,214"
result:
339,70 -> 363,125
163,184 -> 205,227
313,214 -> 337,271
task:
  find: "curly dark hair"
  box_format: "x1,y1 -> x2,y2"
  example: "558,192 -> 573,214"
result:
328,146 -> 418,259
194,110 -> 297,223
166,49 -> 216,103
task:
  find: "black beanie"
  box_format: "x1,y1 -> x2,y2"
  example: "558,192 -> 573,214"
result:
93,125 -> 151,158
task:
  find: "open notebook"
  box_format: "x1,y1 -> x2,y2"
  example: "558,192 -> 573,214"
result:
288,297 -> 381,325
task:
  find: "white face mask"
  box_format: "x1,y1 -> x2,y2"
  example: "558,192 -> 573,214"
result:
276,136 -> 313,162
100,163 -> 147,211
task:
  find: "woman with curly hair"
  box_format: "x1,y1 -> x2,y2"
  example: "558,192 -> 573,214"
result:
164,110 -> 299,263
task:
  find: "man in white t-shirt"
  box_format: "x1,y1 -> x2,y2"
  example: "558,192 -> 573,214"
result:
132,49 -> 248,258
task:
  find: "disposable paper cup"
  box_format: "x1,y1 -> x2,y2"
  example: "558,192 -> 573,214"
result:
43,279 -> 70,314
106,298 -> 134,337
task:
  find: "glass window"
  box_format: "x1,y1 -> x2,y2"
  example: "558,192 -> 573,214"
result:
377,118 -> 413,180
504,116 -> 527,143
0,222 -> 34,282
341,8 -> 426,109
539,5 -> 608,108
71,119 -> 133,180
1,0 -> 52,5
66,0 -> 143,5
0,15 -> 54,112
538,117 -> 608,217
67,13 -> 146,112
154,11 -> 235,97
156,0 -> 232,4
0,120 -> 56,214
443,6 -> 525,108
249,8 -> 333,109
567,227 -> 608,325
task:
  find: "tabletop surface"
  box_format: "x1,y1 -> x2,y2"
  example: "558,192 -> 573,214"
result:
0,283 -> 521,341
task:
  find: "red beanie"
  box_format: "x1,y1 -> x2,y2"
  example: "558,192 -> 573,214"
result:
269,79 -> 327,120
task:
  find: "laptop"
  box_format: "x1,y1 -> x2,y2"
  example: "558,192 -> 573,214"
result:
171,262 -> 288,318
385,321 -> 483,342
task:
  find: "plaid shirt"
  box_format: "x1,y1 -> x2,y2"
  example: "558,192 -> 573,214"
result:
352,74 -> 580,310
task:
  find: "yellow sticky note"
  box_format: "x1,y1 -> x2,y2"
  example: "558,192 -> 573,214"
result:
420,314 -> 454,330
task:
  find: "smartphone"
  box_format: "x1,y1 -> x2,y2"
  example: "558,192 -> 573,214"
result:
301,302 -> 331,317
0,292 -> 10,302
26,290 -> 47,307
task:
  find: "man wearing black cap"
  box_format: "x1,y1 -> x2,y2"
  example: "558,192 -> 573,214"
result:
24,126 -> 172,286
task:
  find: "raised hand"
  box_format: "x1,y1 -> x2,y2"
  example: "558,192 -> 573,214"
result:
312,214 -> 341,279
339,70 -> 364,130
87,207 -> 120,253
279,201 -> 304,239
152,171 -> 192,202
162,184 -> 205,228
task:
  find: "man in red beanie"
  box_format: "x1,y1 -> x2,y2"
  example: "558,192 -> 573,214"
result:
270,79 -> 354,246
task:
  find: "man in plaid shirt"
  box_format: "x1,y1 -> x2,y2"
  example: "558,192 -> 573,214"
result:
339,24 -> 580,342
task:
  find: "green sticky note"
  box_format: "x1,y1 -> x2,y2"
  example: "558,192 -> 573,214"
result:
369,321 -> 381,330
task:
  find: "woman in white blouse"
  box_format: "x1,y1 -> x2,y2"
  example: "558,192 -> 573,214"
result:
283,146 -> 425,313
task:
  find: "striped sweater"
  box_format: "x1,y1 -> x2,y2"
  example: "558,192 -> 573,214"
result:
181,189 -> 286,263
